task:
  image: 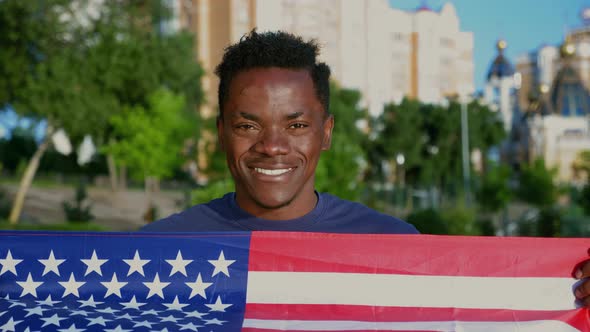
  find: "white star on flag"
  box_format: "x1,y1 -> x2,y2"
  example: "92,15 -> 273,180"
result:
120,295 -> 146,310
160,315 -> 180,323
0,250 -> 22,276
96,307 -> 118,315
16,273 -> 43,298
132,320 -> 153,328
104,325 -> 131,332
204,318 -> 226,325
36,295 -> 60,306
69,309 -> 88,316
58,273 -> 85,298
208,250 -> 235,277
143,273 -> 170,299
81,250 -> 108,276
184,309 -> 208,319
38,250 -> 65,276
114,313 -> 135,320
123,250 -> 149,276
77,295 -> 103,308
41,313 -> 66,327
24,306 -> 46,317
205,296 -> 232,312
0,317 -> 22,332
185,272 -> 212,299
86,316 -> 109,327
57,324 -> 84,332
163,295 -> 189,311
100,273 -> 127,298
178,322 -> 202,331
140,309 -> 161,316
165,250 -> 192,277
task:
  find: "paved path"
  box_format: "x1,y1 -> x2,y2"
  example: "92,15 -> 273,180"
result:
2,184 -> 185,231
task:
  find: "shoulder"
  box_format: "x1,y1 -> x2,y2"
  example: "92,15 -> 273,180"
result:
319,193 -> 419,234
139,194 -> 235,232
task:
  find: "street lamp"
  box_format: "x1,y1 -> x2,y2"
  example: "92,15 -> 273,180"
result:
460,96 -> 471,206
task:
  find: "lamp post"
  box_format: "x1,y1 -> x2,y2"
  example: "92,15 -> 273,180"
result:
460,97 -> 471,206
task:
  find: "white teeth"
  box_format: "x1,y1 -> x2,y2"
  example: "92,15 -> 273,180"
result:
254,168 -> 292,175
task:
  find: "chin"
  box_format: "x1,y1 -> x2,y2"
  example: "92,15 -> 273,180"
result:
252,192 -> 296,210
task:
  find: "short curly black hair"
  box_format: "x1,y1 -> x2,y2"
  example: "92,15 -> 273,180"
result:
215,30 -> 331,117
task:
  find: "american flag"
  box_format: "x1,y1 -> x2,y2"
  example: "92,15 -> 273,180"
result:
0,231 -> 588,331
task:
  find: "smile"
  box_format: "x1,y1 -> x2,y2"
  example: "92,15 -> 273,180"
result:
254,167 -> 293,176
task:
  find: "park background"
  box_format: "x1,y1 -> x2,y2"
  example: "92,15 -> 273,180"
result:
1,0 -> 589,237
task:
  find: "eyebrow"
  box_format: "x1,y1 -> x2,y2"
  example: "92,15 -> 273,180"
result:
286,112 -> 304,120
235,112 -> 259,121
234,111 -> 305,121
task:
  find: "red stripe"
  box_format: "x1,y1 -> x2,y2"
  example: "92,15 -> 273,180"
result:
244,303 -> 581,322
244,304 -> 590,331
249,232 -> 589,277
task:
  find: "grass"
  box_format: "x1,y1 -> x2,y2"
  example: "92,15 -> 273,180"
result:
0,220 -> 107,232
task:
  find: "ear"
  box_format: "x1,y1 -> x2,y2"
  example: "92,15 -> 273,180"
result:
321,114 -> 334,150
217,116 -> 225,152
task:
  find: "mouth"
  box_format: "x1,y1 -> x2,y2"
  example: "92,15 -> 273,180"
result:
253,167 -> 294,176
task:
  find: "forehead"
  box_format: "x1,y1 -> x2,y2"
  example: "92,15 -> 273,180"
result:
226,67 -> 318,105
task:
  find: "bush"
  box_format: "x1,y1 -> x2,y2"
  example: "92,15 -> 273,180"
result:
62,182 -> 94,223
406,209 -> 448,235
192,179 -> 234,205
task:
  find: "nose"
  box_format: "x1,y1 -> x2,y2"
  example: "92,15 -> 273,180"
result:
253,127 -> 290,156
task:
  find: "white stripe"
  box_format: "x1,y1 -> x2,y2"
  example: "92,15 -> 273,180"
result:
242,319 -> 581,331
247,272 -> 576,311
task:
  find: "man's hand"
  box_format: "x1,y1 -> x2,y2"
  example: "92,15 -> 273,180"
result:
574,258 -> 590,307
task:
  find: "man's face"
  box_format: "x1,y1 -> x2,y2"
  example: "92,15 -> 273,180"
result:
218,67 -> 333,219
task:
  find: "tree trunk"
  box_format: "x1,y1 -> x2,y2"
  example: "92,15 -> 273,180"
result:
8,127 -> 53,224
107,154 -> 118,192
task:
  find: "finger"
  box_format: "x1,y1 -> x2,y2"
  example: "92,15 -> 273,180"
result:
574,280 -> 590,299
574,259 -> 590,279
582,294 -> 590,308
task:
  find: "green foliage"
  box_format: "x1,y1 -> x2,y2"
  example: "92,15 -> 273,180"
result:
370,99 -> 505,191
406,206 -> 478,235
406,208 -> 448,234
516,158 -> 558,208
475,164 -> 512,213
315,84 -> 368,200
192,179 -> 234,205
62,182 -> 94,223
578,184 -> 590,216
103,89 -> 188,181
517,207 -> 562,237
0,188 -> 10,219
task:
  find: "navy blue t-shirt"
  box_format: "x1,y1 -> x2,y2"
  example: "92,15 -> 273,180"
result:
140,192 -> 418,234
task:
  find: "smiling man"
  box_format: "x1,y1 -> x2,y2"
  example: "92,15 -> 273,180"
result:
141,30 -> 417,234
140,30 -> 590,309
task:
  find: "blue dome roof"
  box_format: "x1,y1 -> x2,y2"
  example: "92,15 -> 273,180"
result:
549,64 -> 590,116
487,54 -> 514,80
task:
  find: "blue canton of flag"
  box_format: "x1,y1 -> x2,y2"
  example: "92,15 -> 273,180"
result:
0,232 -> 250,332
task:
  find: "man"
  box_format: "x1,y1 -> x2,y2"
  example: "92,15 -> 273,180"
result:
141,30 -> 590,307
142,30 -> 416,234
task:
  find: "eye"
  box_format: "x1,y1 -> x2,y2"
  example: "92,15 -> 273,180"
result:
236,124 -> 256,130
289,123 -> 308,129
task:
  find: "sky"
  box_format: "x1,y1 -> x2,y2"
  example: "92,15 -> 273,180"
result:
389,0 -> 588,91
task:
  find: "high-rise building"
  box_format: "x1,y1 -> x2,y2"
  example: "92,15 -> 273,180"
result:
173,0 -> 474,117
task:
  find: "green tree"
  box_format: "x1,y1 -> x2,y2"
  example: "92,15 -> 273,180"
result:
516,158 -> 561,237
517,158 -> 558,207
475,163 -> 511,234
2,0 -> 203,223
315,84 -> 368,200
103,89 -> 189,219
